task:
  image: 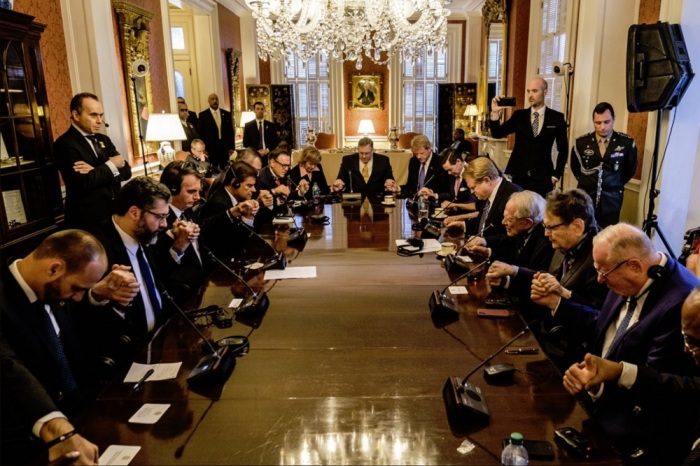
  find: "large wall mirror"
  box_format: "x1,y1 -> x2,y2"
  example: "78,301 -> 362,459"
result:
481,0 -> 508,129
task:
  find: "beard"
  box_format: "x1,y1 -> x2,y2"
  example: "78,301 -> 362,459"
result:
135,215 -> 161,245
43,280 -> 64,303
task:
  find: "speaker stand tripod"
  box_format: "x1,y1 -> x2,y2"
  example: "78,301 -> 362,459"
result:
642,108 -> 676,259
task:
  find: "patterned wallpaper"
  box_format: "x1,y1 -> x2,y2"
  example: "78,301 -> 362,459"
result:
13,0 -> 73,141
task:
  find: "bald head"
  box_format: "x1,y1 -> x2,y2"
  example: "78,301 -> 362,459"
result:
527,76 -> 548,109
208,93 -> 219,110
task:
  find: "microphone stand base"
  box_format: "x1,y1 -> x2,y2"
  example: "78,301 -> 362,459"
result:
442,376 -> 490,426
444,254 -> 471,274
234,292 -> 270,328
187,346 -> 237,386
429,290 -> 459,327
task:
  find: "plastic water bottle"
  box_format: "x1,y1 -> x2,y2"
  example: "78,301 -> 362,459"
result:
417,196 -> 429,223
312,182 -> 321,205
502,432 -> 529,465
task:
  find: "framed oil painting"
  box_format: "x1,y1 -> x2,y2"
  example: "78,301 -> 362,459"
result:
350,75 -> 382,110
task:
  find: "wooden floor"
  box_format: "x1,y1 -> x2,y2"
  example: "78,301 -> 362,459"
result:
77,199 -> 618,464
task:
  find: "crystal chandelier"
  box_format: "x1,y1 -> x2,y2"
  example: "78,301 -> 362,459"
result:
244,0 -> 452,68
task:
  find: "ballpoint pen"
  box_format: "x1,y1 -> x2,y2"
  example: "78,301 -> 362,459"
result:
132,368 -> 154,391
505,347 -> 539,355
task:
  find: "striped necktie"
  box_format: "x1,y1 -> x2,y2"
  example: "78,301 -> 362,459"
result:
532,112 -> 540,137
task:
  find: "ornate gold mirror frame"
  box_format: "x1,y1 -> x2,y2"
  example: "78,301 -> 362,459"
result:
226,48 -> 242,129
115,1 -> 155,159
480,0 -> 508,121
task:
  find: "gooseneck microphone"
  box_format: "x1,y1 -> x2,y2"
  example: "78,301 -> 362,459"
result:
158,285 -> 236,385
428,258 -> 491,324
443,328 -> 529,424
205,249 -> 270,324
237,220 -> 287,270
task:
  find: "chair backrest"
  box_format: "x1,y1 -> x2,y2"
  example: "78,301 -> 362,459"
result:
397,132 -> 419,150
174,150 -> 189,161
315,133 -> 336,150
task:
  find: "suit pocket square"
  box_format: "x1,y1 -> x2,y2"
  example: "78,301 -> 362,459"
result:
546,125 -> 557,129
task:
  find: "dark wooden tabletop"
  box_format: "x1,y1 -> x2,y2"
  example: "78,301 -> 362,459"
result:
76,198 -> 619,464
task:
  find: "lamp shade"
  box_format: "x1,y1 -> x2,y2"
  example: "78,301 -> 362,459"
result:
357,119 -> 375,135
464,104 -> 479,117
145,112 -> 187,142
240,111 -> 255,128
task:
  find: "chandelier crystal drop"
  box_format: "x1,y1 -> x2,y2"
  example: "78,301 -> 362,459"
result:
244,0 -> 451,65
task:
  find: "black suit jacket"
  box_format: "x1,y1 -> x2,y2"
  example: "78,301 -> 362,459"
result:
243,119 -> 279,153
491,107 -> 568,194
181,121 -> 199,153
468,178 -> 521,237
199,188 -> 255,261
198,108 -> 234,170
487,222 -> 553,271
401,152 -> 450,197
335,153 -> 395,195
53,125 -> 131,231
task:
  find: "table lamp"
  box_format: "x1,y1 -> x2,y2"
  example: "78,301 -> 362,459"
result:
464,104 -> 479,134
145,112 -> 187,167
357,119 -> 375,136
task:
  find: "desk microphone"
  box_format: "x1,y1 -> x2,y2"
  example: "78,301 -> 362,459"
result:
281,177 -> 309,245
443,327 -> 529,424
429,258 -> 491,321
158,285 -> 237,386
343,169 -> 361,200
205,249 -> 270,324
238,221 -> 287,270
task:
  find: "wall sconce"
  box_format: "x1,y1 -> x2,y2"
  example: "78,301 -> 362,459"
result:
464,104 -> 479,134
145,112 -> 187,167
357,119 -> 375,136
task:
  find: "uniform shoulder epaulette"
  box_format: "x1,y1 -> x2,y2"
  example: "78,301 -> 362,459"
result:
577,131 -> 595,140
615,131 -> 633,140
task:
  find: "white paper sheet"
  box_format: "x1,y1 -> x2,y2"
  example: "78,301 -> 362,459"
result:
123,362 -> 182,383
99,445 -> 141,465
264,266 -> 317,280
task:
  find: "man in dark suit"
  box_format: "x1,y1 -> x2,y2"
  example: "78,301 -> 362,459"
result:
199,162 -> 262,261
177,99 -> 199,153
468,190 -> 553,272
242,101 -> 279,160
420,148 -> 476,218
570,102 -> 637,227
157,161 -> 217,303
562,287 -> 700,465
177,96 -> 198,128
534,223 -> 700,463
54,92 -> 132,232
490,77 -> 568,197
448,128 -> 473,159
400,133 -> 450,198
331,137 -> 397,195
83,177 -> 175,372
446,156 -> 521,237
198,93 -> 234,170
0,229 -> 136,464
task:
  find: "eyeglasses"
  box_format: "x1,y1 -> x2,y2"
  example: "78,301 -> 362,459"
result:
145,210 -> 169,221
594,258 -> 631,279
273,159 -> 291,169
503,215 -> 526,224
683,333 -> 700,355
543,221 -> 571,232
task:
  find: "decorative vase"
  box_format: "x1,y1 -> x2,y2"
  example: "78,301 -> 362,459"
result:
388,126 -> 399,150
305,127 -> 317,147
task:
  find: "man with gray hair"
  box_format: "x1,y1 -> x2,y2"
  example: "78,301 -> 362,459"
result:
531,223 -> 699,461
332,137 -> 396,195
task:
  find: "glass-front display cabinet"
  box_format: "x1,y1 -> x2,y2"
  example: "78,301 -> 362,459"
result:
0,9 -> 62,256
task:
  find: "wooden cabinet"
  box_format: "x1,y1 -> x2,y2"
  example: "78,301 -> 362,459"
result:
0,9 -> 62,257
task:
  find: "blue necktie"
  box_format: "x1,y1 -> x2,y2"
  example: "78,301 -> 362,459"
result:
606,297 -> 637,356
136,246 -> 162,318
36,302 -> 79,397
417,163 -> 426,189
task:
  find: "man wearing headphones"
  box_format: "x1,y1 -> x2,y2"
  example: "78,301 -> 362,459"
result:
531,223 -> 700,462
199,162 -> 260,261
157,161 -> 216,302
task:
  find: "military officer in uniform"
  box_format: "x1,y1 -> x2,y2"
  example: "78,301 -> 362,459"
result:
570,102 -> 637,228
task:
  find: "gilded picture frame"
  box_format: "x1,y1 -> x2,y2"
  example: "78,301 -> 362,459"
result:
350,75 -> 382,110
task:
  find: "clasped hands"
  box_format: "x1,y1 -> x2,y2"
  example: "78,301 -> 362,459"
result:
91,265 -> 139,306
171,219 -> 200,253
230,200 -> 259,219
563,353 -> 623,395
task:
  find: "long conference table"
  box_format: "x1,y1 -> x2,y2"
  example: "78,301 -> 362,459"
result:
76,198 -> 620,464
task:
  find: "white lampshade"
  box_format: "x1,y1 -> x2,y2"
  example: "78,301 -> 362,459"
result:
145,112 -> 187,142
357,119 -> 375,135
464,104 -> 479,117
239,111 -> 256,128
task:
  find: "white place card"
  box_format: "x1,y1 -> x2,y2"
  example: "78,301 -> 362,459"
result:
129,403 -> 170,424
99,445 -> 141,465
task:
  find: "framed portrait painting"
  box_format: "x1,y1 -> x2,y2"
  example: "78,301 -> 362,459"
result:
350,75 -> 382,110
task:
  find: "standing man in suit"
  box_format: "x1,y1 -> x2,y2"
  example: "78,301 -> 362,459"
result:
399,134 -> 450,198
332,137 -> 397,195
54,92 -> 132,232
243,101 -> 279,159
490,76 -> 568,197
448,128 -> 473,160
532,223 -> 700,462
198,93 -> 234,171
177,99 -> 199,153
445,156 -> 521,237
177,96 -> 198,128
563,286 -> 700,465
0,229 -> 137,465
570,102 -> 637,228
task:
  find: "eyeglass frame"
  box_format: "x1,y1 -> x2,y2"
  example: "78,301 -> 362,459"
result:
144,209 -> 169,222
542,221 -> 572,232
594,258 -> 632,279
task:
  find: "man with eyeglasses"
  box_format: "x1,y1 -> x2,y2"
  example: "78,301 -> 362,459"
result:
256,148 -> 309,224
531,223 -> 700,463
84,177 -> 176,372
562,287 -> 700,465
177,99 -> 199,153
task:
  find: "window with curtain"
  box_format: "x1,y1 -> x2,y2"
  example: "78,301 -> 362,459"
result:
284,53 -> 331,149
402,49 -> 448,146
488,23 -> 504,97
538,0 -> 568,111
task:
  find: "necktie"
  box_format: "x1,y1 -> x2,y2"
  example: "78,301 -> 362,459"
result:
362,163 -> 369,182
477,199 -> 491,235
561,252 -> 574,277
85,135 -> 104,161
259,121 -> 265,149
214,111 -> 221,138
598,138 -> 607,156
606,297 -> 637,356
417,163 -> 426,189
35,302 -> 79,397
136,246 -> 162,319
454,178 -> 460,198
532,112 -> 540,137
